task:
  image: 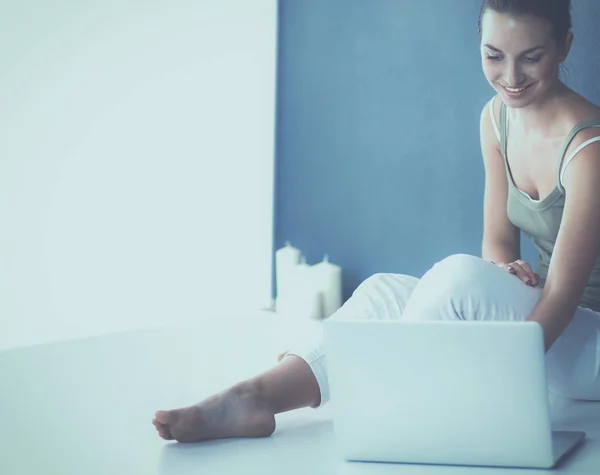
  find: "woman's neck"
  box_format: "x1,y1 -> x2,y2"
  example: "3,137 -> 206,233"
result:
508,81 -> 572,136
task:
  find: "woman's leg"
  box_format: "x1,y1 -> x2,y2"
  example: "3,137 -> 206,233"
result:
153,356 -> 321,442
402,254 -> 600,401
399,254 -> 543,323
545,308 -> 600,401
153,273 -> 420,442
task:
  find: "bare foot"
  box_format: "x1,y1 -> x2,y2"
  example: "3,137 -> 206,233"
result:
152,382 -> 276,443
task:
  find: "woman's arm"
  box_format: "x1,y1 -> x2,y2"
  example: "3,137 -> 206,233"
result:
528,135 -> 600,351
480,98 -> 521,264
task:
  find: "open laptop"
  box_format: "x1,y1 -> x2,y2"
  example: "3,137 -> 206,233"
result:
323,320 -> 585,469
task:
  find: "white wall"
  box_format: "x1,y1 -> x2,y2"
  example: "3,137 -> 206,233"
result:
0,0 -> 277,350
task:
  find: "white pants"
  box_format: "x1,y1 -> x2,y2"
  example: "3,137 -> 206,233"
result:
285,254 -> 600,407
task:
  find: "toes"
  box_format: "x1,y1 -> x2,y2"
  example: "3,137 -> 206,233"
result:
152,411 -> 177,440
154,420 -> 173,440
155,410 -> 172,424
159,428 -> 174,440
155,411 -> 178,440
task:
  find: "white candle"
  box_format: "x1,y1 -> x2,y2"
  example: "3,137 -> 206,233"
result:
311,254 -> 342,318
277,256 -> 323,319
275,241 -> 301,300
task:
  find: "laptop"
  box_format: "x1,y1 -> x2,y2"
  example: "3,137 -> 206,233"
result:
323,320 -> 585,469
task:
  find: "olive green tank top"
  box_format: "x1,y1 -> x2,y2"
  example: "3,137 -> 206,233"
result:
497,101 -> 600,311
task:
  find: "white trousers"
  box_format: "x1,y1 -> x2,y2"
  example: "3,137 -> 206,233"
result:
285,254 -> 600,407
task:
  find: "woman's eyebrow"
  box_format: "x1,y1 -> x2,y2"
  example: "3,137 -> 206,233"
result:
483,44 -> 545,54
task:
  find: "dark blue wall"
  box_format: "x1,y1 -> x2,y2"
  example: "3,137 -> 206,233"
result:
273,0 -> 600,302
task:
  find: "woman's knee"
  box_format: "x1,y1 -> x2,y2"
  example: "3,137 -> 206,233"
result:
420,254 -> 488,292
407,253 -> 540,322
326,274 -> 392,322
354,273 -> 388,293
354,272 -> 414,295
349,273 -> 397,307
348,272 -> 419,316
354,257 -> 482,302
433,254 -> 486,274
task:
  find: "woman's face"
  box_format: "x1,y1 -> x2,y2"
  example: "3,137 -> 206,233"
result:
480,10 -> 567,109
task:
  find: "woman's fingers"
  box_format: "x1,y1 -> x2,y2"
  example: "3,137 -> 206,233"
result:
506,262 -> 528,283
515,260 -> 538,285
508,260 -> 538,286
495,262 -> 516,274
493,260 -> 538,286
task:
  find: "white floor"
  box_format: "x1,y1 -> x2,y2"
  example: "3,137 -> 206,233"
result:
1,310 -> 599,475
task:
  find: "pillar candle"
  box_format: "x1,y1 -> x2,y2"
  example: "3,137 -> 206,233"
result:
311,254 -> 342,318
275,241 -> 301,300
277,256 -> 323,320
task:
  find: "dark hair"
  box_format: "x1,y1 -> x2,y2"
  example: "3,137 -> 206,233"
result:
478,0 -> 572,46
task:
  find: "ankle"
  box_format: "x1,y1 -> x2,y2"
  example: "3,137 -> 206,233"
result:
231,379 -> 266,405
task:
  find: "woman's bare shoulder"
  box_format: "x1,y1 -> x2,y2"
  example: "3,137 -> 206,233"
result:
559,89 -> 600,161
480,94 -> 503,150
563,88 -> 600,124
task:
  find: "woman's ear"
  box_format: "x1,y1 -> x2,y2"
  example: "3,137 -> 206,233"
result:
559,30 -> 574,62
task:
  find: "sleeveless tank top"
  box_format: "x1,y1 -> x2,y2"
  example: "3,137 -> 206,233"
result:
494,99 -> 600,311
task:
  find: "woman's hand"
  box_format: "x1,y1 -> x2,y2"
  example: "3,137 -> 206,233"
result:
493,260 -> 539,286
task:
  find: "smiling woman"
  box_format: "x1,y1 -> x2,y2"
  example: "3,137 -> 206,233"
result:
478,0 -> 573,107
152,0 -> 600,445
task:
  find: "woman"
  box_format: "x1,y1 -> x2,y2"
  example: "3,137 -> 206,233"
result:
153,0 -> 600,442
